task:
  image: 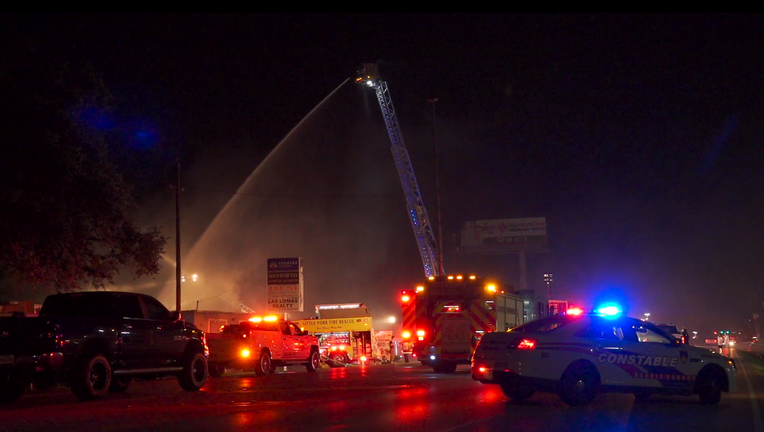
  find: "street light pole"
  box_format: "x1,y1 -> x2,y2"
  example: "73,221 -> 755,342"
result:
175,159 -> 182,316
544,273 -> 553,300
429,96 -> 445,276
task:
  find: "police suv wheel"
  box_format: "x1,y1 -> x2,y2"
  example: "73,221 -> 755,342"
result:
697,368 -> 723,405
500,380 -> 535,401
633,389 -> 651,402
559,362 -> 599,406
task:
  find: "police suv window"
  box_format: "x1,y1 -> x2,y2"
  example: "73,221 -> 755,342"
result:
576,318 -> 640,342
632,323 -> 672,344
511,316 -> 571,333
577,319 -> 621,340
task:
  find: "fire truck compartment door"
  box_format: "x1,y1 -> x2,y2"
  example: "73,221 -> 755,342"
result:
441,317 -> 472,355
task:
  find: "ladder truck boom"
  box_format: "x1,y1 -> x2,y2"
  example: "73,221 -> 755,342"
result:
356,63 -> 442,278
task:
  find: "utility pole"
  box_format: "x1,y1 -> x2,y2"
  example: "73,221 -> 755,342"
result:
429,96 -> 445,276
175,159 -> 182,316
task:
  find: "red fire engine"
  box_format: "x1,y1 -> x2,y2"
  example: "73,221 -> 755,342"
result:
400,274 -> 524,373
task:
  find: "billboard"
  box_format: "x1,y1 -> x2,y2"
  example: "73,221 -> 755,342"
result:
458,217 -> 548,254
266,257 -> 304,312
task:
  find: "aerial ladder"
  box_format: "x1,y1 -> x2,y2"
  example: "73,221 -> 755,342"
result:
356,63 -> 442,278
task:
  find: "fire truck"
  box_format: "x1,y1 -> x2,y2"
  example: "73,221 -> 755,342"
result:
358,64 -> 524,373
401,275 -> 524,373
294,303 -> 377,365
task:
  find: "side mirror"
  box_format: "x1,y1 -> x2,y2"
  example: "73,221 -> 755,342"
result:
171,311 -> 181,321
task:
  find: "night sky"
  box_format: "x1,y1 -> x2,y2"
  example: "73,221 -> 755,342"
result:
4,14 -> 763,336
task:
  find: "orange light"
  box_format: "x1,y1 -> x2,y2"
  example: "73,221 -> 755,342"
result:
241,349 -> 251,358
567,307 -> 583,316
456,275 -> 463,280
469,275 -> 476,280
402,331 -> 411,339
360,355 -> 367,362
447,275 -> 454,280
248,316 -> 263,322
263,315 -> 278,322
416,286 -> 424,292
486,284 -> 497,292
401,294 -> 411,302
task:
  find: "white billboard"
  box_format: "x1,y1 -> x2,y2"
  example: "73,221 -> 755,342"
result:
459,217 -> 548,254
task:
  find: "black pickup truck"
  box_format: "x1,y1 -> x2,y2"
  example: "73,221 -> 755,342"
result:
0,291 -> 208,403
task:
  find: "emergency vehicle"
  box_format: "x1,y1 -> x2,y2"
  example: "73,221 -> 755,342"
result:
471,305 -> 737,406
206,315 -> 320,377
294,303 -> 377,365
401,274 -> 524,373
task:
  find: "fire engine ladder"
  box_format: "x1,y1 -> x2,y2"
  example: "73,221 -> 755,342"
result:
356,63 -> 442,278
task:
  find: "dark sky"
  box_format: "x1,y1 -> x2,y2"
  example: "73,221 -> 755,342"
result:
5,13 -> 764,336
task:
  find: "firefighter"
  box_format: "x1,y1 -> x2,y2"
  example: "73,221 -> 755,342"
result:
402,340 -> 412,363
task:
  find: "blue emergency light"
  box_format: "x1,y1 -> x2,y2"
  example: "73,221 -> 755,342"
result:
594,304 -> 622,318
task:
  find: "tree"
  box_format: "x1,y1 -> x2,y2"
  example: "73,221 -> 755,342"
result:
0,32 -> 167,292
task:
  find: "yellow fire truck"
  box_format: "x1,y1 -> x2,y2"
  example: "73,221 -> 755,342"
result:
294,303 -> 377,365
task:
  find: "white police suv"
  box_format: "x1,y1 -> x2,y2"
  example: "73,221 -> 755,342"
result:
471,305 -> 737,406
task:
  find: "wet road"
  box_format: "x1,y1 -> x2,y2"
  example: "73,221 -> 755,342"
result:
2,348 -> 763,432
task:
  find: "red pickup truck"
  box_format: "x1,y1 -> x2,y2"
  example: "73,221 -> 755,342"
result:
207,316 -> 320,377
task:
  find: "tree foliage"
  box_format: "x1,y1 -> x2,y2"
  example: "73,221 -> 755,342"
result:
0,32 -> 167,292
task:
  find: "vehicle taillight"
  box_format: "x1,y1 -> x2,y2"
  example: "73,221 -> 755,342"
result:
417,330 -> 425,341
509,338 -> 537,350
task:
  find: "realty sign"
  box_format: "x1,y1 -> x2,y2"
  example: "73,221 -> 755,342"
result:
266,257 -> 304,312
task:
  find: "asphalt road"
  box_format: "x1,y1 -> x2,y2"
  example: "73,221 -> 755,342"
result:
2,347 -> 764,432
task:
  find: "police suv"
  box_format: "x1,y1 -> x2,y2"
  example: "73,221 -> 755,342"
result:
471,305 -> 737,406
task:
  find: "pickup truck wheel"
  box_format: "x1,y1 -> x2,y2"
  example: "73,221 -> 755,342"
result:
254,351 -> 272,376
0,375 -> 27,403
108,376 -> 132,393
209,363 -> 226,378
71,354 -> 112,401
306,350 -> 320,372
177,352 -> 208,391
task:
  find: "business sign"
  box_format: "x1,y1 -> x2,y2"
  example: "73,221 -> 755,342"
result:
295,317 -> 372,333
266,257 -> 304,312
458,217 -> 548,254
